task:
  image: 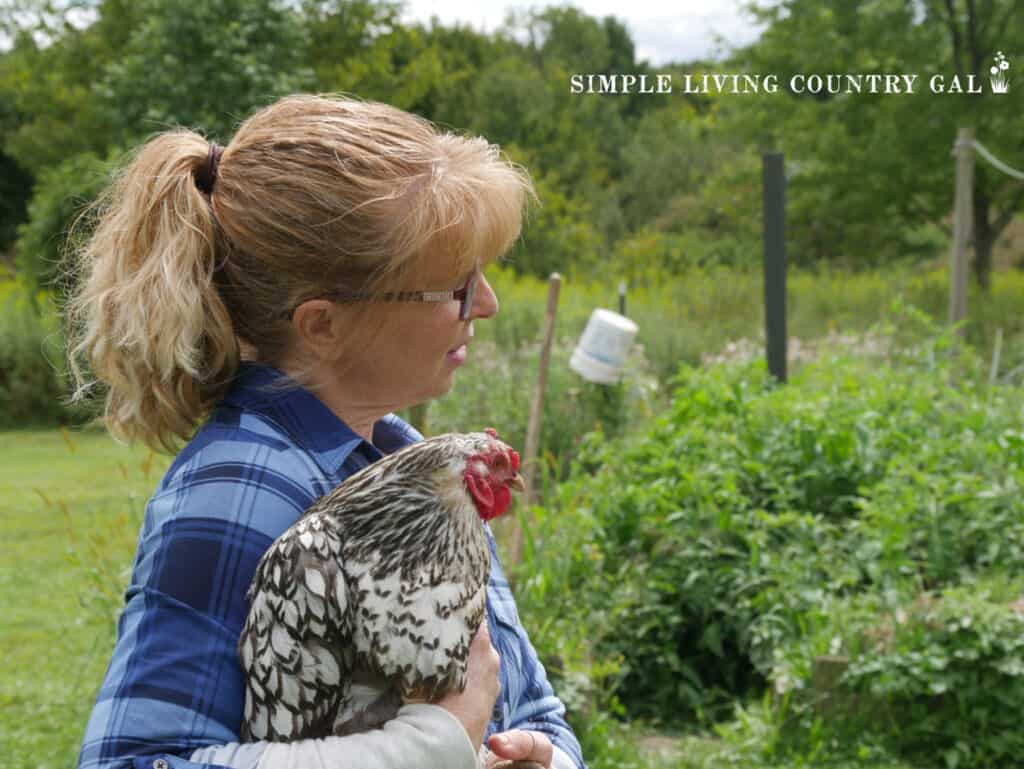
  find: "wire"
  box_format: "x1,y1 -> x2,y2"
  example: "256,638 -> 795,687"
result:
972,139 -> 1024,181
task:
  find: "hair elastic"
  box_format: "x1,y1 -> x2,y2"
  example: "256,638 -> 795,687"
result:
194,143 -> 224,196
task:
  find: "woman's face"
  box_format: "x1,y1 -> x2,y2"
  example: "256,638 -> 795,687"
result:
331,257 -> 500,412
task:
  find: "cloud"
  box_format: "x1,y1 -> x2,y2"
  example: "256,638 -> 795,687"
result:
398,0 -> 764,65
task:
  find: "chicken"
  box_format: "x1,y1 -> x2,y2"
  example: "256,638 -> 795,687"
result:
237,428 -> 526,745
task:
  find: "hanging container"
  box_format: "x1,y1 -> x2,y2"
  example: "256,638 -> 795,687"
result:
569,308 -> 639,384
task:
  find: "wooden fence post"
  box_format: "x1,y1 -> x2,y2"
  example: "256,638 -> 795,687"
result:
949,127 -> 974,335
990,328 -> 1003,385
508,272 -> 562,572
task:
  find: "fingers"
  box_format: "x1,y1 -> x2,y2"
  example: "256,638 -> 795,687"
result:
467,622 -> 501,696
487,729 -> 553,769
488,759 -> 547,769
472,621 -> 495,655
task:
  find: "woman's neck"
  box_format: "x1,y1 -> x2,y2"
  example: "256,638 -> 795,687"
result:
279,358 -> 391,446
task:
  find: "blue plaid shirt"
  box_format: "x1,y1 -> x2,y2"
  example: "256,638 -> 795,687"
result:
78,362 -> 585,769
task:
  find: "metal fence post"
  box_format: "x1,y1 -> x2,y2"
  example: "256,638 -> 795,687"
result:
763,152 -> 787,383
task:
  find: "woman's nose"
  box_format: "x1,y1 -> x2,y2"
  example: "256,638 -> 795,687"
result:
469,272 -> 499,320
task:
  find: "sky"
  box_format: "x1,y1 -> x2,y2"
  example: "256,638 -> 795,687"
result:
2,1 -> 764,65
397,0 -> 766,66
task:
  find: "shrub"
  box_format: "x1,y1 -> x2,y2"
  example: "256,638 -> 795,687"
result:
0,273 -> 93,427
513,307 -> 1024,737
774,577 -> 1024,769
14,151 -> 112,297
842,581 -> 1024,768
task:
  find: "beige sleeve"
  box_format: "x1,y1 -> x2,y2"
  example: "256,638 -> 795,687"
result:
550,745 -> 578,769
190,705 -> 479,769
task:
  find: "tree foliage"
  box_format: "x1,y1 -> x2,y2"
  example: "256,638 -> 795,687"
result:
728,0 -> 1023,277
13,150 -> 111,294
96,0 -> 313,145
0,0 -> 1020,288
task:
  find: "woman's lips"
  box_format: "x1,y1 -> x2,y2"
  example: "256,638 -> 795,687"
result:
446,344 -> 467,365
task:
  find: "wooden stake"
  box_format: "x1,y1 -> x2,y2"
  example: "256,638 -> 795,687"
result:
508,273 -> 562,571
990,328 -> 1003,385
949,127 -> 974,335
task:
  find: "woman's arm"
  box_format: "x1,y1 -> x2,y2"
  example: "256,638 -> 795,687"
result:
192,704 -> 477,769
77,442 -> 312,769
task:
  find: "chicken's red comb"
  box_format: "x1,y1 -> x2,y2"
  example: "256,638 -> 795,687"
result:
482,427 -> 517,470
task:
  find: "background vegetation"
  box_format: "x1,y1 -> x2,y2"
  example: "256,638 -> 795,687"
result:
511,311 -> 1024,769
2,0 -> 1023,767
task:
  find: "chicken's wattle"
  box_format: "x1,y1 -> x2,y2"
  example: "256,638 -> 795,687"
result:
464,438 -> 522,522
465,468 -> 511,521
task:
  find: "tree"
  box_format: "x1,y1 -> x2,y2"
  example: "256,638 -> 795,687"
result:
0,1 -> 145,173
1,0 -> 315,290
0,1 -> 144,253
0,0 -> 664,281
616,102 -> 711,232
924,0 -> 1024,287
96,0 -> 313,145
14,150 -> 112,296
504,5 -> 661,121
299,0 -> 404,92
732,0 -> 1022,280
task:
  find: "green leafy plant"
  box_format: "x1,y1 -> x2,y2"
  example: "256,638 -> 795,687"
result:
513,306 -> 1024,747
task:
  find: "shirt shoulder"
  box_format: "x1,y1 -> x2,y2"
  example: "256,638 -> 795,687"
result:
165,404 -> 334,494
373,413 -> 425,452
129,406 -> 332,595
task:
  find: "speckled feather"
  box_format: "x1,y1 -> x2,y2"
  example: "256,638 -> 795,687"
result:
238,431 -> 512,742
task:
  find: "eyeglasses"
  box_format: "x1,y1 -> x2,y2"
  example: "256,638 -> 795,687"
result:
286,267 -> 479,321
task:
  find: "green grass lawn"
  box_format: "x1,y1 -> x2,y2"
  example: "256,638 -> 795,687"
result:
1,427 -> 171,769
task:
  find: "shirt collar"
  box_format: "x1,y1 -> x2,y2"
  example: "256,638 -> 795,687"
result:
220,361 -> 421,479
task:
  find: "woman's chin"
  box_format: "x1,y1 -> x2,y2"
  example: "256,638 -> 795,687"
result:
424,370 -> 457,401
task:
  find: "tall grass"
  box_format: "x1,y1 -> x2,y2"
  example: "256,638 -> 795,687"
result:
0,269 -> 93,427
3,264 -> 1022,433
477,265 -> 1023,383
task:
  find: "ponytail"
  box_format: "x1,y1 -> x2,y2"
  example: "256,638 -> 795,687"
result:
64,131 -> 239,453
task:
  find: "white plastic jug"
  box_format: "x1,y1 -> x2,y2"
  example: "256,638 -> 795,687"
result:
570,308 -> 639,384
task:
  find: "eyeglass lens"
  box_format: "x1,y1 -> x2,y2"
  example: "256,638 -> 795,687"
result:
460,270 -> 478,320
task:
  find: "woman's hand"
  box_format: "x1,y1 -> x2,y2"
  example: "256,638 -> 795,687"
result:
429,623 -> 502,750
485,729 -> 553,769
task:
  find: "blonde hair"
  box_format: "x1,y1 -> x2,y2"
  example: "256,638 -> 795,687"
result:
64,93 -> 536,453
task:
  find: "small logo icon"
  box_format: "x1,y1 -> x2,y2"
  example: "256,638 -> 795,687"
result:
990,52 -> 1010,93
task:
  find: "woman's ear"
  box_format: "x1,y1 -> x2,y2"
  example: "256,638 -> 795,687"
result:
290,299 -> 348,362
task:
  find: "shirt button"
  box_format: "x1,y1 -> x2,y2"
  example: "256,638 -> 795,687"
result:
153,760 -> 169,769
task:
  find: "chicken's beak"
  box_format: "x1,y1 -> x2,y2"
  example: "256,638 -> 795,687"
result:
508,473 -> 526,493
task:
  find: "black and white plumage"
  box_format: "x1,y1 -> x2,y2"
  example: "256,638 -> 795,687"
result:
237,429 -> 524,742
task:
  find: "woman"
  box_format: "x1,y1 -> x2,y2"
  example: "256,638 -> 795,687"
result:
66,93 -> 585,769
